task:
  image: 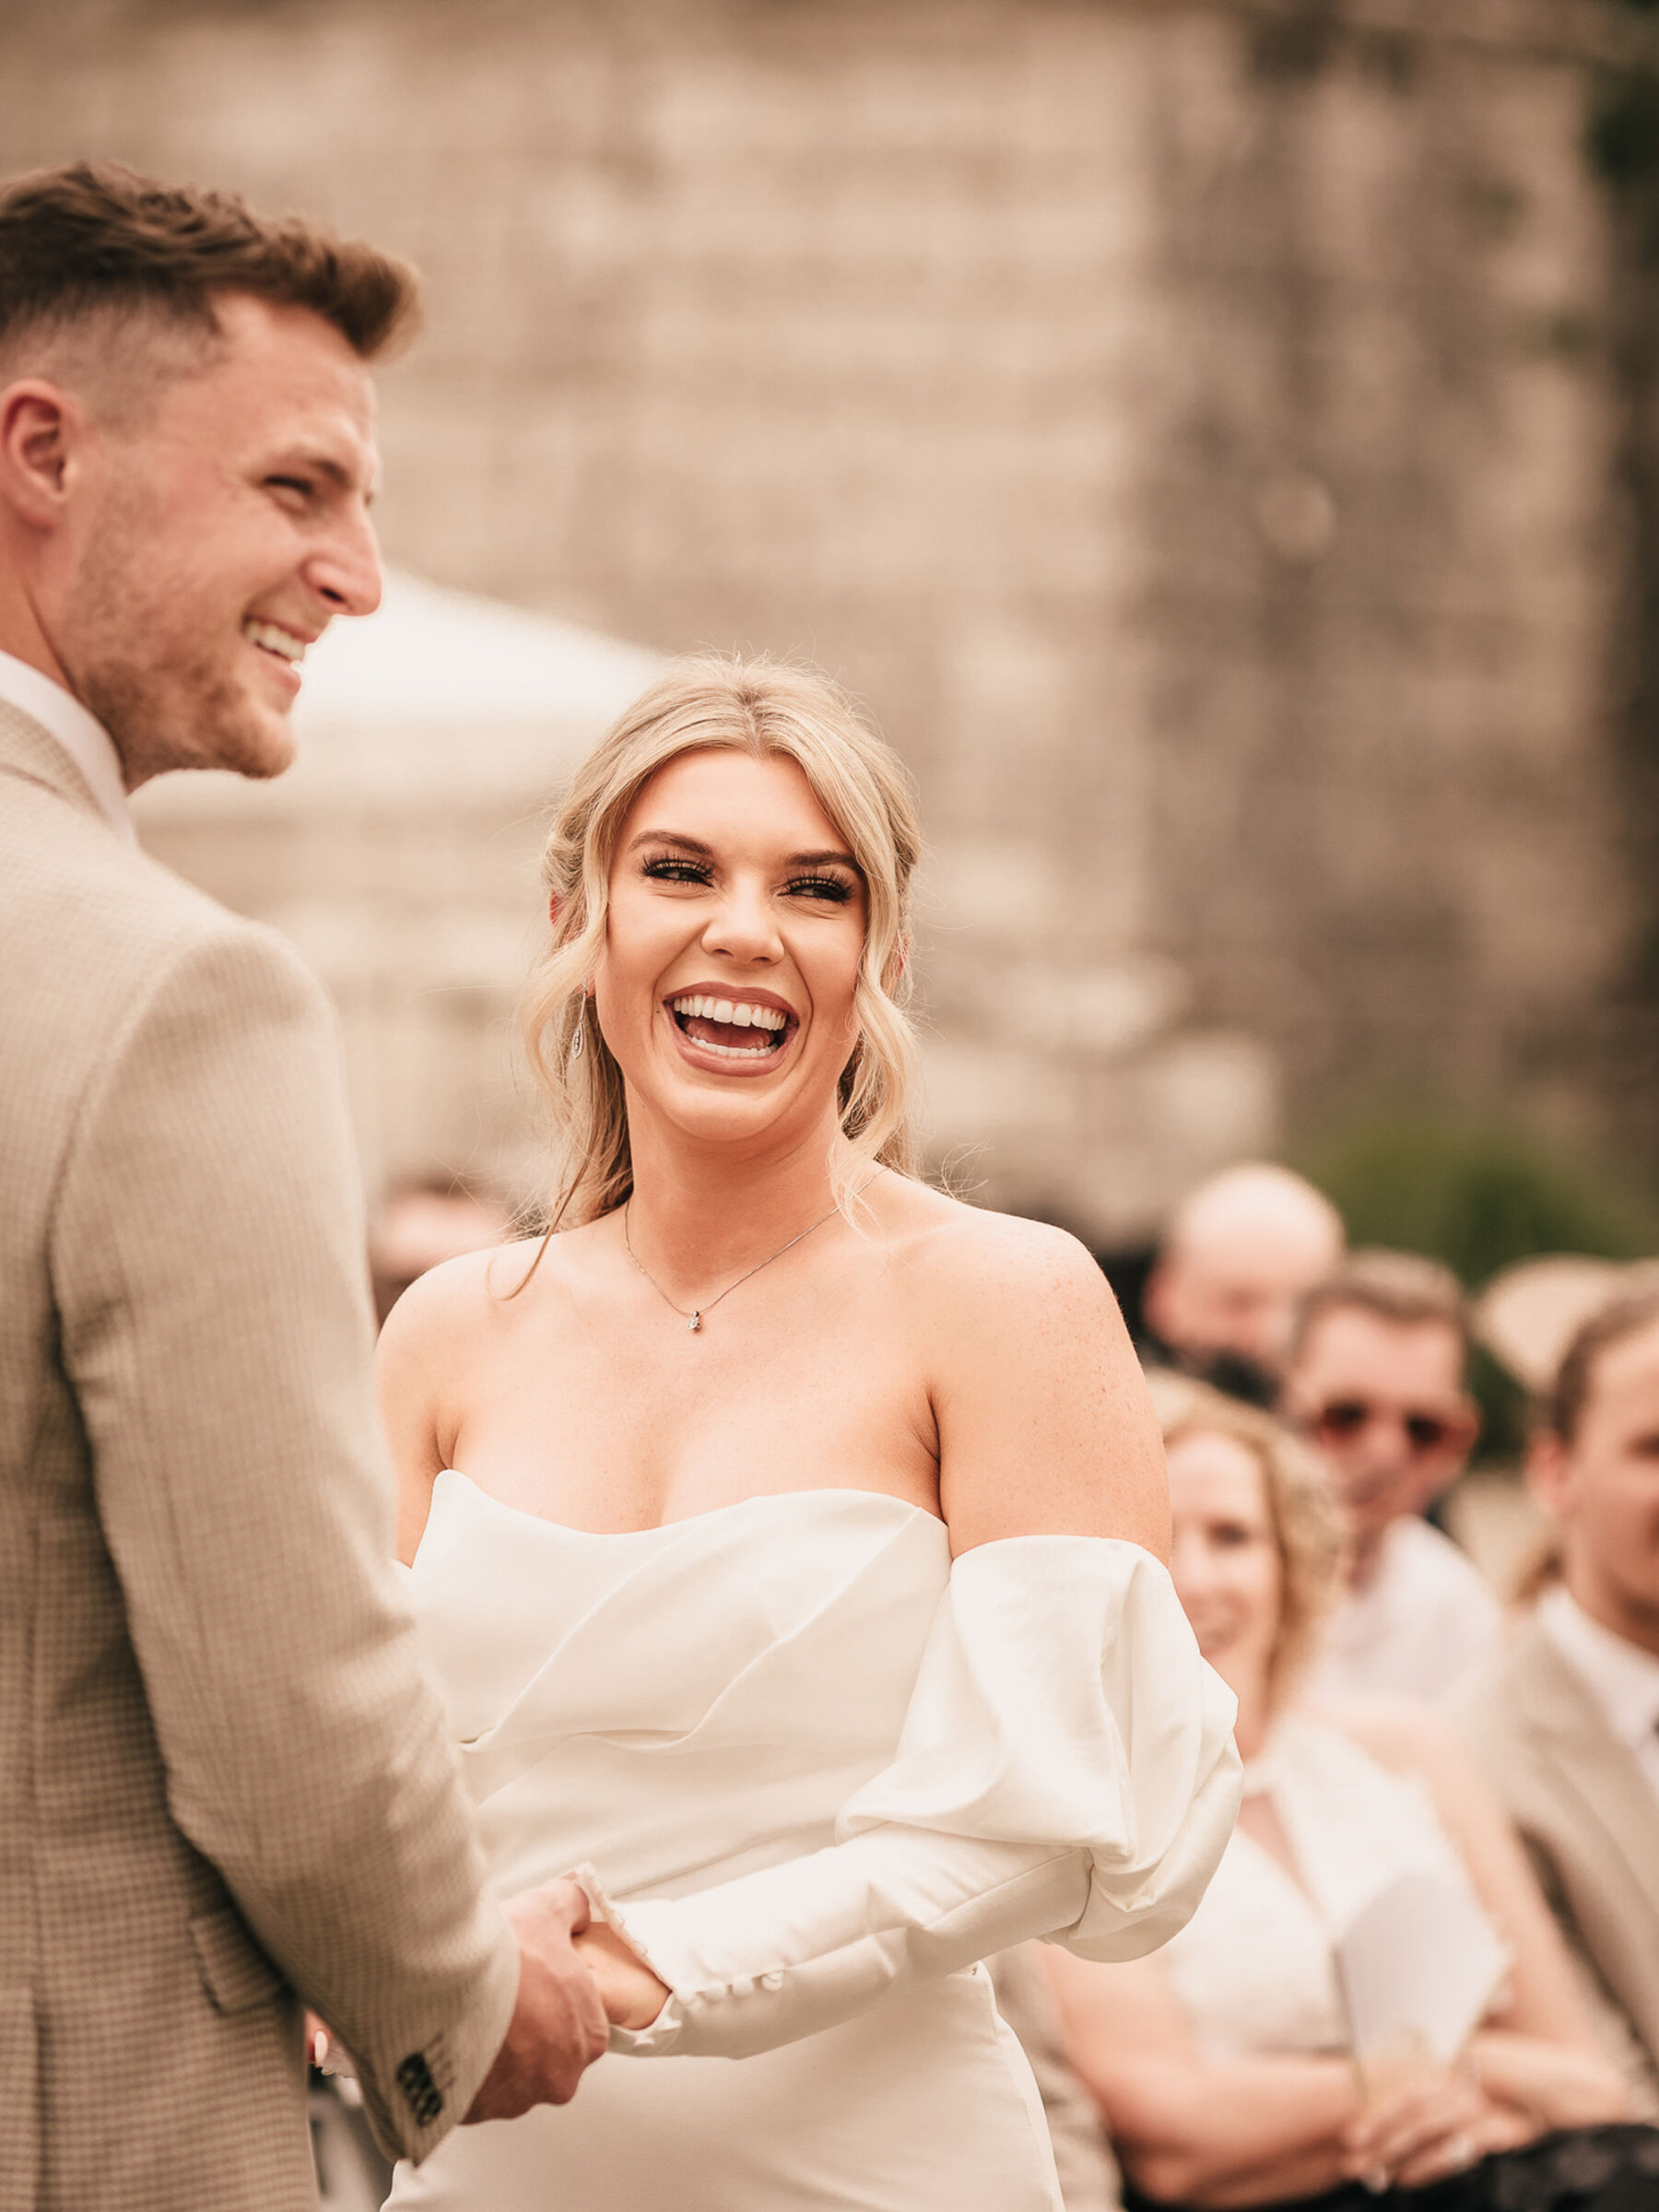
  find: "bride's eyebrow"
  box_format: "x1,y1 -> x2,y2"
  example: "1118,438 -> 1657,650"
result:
628,830 -> 713,856
627,830 -> 861,873
788,848 -> 862,873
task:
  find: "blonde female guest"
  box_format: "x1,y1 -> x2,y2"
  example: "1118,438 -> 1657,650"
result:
375,660 -> 1240,2211
1047,1377 -> 1655,2212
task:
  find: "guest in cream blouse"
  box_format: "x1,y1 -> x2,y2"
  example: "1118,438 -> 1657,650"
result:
1046,1378 -> 1653,2212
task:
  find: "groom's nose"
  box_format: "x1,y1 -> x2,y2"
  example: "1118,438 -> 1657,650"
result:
306,498 -> 383,621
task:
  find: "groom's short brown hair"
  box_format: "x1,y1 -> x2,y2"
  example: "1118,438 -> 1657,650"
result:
0,159 -> 418,368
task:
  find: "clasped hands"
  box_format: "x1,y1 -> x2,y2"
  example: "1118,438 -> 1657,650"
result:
465,1877 -> 672,2121
1339,2053 -> 1528,2194
308,1876 -> 670,2126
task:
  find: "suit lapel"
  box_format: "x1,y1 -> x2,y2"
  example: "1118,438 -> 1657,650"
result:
0,694 -> 112,830
1515,1618 -> 1659,2037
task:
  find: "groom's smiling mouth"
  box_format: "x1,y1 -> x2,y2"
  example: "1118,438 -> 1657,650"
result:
242,616 -> 314,679
666,987 -> 796,1061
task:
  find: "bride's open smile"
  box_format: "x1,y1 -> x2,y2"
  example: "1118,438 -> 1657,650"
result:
595,745 -> 868,1135
664,982 -> 796,1072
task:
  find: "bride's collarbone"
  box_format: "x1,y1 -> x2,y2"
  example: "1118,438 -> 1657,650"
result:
516,1247 -> 926,1381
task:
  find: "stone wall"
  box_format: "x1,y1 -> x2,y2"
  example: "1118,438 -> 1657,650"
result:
2,0 -> 1638,1236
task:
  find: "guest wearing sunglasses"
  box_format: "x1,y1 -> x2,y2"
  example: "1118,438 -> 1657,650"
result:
1279,1252 -> 1499,1706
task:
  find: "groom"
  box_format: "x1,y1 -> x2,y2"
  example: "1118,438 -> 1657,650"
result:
0,163 -> 608,2211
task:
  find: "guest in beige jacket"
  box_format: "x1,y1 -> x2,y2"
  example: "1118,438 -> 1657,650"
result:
0,162 -> 608,2212
1455,1288 -> 1659,2112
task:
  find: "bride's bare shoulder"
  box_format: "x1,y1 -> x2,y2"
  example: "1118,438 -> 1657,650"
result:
880,1179 -> 1115,1325
375,1230 -> 581,1364
877,1181 -> 1160,1548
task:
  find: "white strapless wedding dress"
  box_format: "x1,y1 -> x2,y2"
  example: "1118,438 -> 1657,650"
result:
386,1473 -> 1240,2211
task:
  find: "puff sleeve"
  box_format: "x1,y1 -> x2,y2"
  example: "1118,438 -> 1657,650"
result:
581,1533 -> 1241,2059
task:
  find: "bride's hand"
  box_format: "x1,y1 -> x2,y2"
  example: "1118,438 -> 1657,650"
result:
573,1920 -> 671,2030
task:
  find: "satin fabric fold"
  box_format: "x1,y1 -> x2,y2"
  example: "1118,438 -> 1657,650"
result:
609,1531 -> 1240,2056
390,1475 -> 1238,2210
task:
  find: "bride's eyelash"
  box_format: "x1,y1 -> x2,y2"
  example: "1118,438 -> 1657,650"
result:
641,856 -> 712,885
787,875 -> 855,904
641,856 -> 856,905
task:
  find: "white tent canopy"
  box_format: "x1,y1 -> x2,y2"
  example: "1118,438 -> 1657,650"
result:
129,571 -> 665,1199
135,568 -> 665,822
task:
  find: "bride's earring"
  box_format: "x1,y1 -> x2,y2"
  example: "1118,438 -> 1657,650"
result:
571,994 -> 585,1064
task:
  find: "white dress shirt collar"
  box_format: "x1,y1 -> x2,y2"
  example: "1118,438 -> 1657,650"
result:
1310,1512 -> 1501,1707
0,648 -> 135,844
1539,1582 -> 1659,1798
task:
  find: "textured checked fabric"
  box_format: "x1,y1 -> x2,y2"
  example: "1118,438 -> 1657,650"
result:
1453,1615 -> 1659,2119
0,702 -> 519,2212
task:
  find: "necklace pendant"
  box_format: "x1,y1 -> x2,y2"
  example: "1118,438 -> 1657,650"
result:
688,1312 -> 702,1332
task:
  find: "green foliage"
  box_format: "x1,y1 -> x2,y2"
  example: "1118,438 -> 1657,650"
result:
1299,1116 -> 1653,1288
1296,1116 -> 1657,1463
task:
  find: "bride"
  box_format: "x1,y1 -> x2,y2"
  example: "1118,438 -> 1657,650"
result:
378,656 -> 1241,2210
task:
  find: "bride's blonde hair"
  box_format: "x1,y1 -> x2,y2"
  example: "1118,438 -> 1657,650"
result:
520,653 -> 924,1235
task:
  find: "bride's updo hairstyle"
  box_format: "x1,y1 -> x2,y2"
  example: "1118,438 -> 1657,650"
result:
521,653 -> 924,1233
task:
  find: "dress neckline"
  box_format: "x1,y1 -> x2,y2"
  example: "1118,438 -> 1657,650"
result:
431,1468 -> 947,1544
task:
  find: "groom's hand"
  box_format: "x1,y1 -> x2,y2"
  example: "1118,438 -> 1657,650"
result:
465,1877 -> 609,2122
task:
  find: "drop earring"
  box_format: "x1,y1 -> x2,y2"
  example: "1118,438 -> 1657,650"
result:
571,994 -> 585,1064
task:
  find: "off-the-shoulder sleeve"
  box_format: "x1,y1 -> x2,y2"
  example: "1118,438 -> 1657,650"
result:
579,1534 -> 1241,2059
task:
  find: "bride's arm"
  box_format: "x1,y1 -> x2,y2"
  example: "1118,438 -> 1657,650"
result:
924,1208 -> 1171,1559
584,1213 -> 1241,2057
377,1244 -> 509,1567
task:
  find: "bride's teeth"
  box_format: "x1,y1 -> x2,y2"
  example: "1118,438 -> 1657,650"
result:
667,994 -> 789,1039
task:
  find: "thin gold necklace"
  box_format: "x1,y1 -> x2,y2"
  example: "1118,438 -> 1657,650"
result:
622,1171 -> 883,1333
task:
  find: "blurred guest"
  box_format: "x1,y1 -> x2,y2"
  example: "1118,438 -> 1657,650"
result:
1455,1288 -> 1659,2106
1143,1164 -> 1344,1405
1281,1251 -> 1497,1705
988,1949 -> 1123,2211
369,1173 -> 512,1324
1047,1378 -> 1643,2212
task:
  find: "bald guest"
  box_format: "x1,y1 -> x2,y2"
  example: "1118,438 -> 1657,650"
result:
1142,1164 -> 1345,1406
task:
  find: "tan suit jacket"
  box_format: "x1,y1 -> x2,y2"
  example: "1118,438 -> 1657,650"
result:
0,701 -> 519,2212
1453,1611 -> 1659,2110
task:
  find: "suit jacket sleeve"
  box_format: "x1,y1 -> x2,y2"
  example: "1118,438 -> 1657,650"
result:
49,915 -> 519,2162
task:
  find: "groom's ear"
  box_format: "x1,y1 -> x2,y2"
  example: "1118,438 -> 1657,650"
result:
0,380 -> 82,531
